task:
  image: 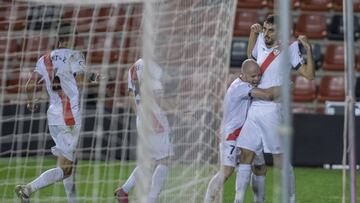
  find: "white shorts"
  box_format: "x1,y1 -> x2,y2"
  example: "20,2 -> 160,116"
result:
220,142 -> 266,167
49,125 -> 80,162
220,141 -> 239,167
237,104 -> 282,155
146,133 -> 174,161
137,115 -> 174,161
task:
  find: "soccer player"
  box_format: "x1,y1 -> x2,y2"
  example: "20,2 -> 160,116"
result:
114,58 -> 173,203
204,59 -> 280,203
15,22 -> 98,203
235,15 -> 315,203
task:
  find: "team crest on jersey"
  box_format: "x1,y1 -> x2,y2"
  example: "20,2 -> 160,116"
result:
273,48 -> 280,56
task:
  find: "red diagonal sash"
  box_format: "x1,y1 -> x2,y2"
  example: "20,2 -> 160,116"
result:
260,47 -> 281,75
43,53 -> 75,126
226,127 -> 242,141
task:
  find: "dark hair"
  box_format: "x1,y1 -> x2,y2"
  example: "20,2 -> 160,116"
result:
58,22 -> 76,43
264,14 -> 279,25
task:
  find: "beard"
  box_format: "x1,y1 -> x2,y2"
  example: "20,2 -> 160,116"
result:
265,38 -> 274,47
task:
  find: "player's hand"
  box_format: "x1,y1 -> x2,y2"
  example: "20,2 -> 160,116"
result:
27,100 -> 39,112
89,72 -> 101,83
250,23 -> 262,34
297,35 -> 311,50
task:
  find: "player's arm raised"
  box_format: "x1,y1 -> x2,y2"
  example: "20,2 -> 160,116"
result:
250,86 -> 281,101
297,35 -> 315,80
25,71 -> 43,112
247,23 -> 262,59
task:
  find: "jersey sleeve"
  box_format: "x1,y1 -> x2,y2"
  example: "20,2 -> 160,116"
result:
127,69 -> 134,92
34,58 -> 46,83
233,82 -> 253,99
289,41 -> 305,71
70,51 -> 86,74
251,33 -> 262,60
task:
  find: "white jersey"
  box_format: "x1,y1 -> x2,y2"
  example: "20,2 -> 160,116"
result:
222,78 -> 253,140
127,58 -> 170,135
35,48 -> 86,126
251,33 -> 304,106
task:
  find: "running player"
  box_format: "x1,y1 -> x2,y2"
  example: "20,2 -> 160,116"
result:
114,58 -> 173,203
15,22 -> 98,203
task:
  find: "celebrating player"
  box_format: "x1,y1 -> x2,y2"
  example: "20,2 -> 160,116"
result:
114,58 -> 173,203
204,59 -> 280,203
235,14 -> 315,203
15,22 -> 98,203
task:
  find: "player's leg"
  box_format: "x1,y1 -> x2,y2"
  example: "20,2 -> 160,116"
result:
148,157 -> 171,203
16,155 -> 71,200
114,166 -> 139,203
251,153 -> 267,203
15,125 -> 77,201
204,142 -> 237,203
63,159 -> 77,203
62,125 -> 80,203
273,154 -> 296,203
204,165 -> 234,203
235,148 -> 256,203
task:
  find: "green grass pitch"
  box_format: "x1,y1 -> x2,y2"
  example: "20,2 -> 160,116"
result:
0,157 -> 359,202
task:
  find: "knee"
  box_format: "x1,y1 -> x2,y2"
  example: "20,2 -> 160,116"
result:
239,149 -> 255,164
252,164 -> 267,176
223,167 -> 234,179
60,163 -> 73,178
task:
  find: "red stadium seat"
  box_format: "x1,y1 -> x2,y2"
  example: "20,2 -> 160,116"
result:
318,76 -> 345,102
5,67 -> 36,94
323,44 -> 344,71
120,36 -> 141,64
21,36 -> 56,62
237,0 -> 267,9
233,10 -> 259,37
292,75 -> 317,102
87,35 -> 120,64
62,6 -> 94,33
0,37 -> 18,59
294,14 -> 327,39
0,3 -> 28,31
333,0 -> 360,12
299,0 -> 332,11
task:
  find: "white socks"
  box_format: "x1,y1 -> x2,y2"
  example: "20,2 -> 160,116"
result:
204,172 -> 224,203
28,167 -> 64,194
235,164 -> 251,203
148,164 -> 169,203
121,166 -> 139,193
251,174 -> 265,203
63,172 -> 77,203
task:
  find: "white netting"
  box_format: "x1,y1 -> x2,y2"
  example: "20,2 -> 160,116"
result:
0,0 -> 236,202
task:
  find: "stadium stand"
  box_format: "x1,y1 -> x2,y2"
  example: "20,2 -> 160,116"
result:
230,40 -> 248,67
87,35 -> 120,64
318,76 -> 345,102
21,35 -> 55,63
237,0 -> 267,9
233,10 -> 259,37
0,2 -> 27,31
299,0 -> 332,11
328,15 -> 360,41
292,75 -> 317,102
333,0 -> 360,12
322,44 -> 344,71
294,13 -> 327,39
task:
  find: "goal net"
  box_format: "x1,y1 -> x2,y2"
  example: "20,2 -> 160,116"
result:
0,0 -> 236,202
